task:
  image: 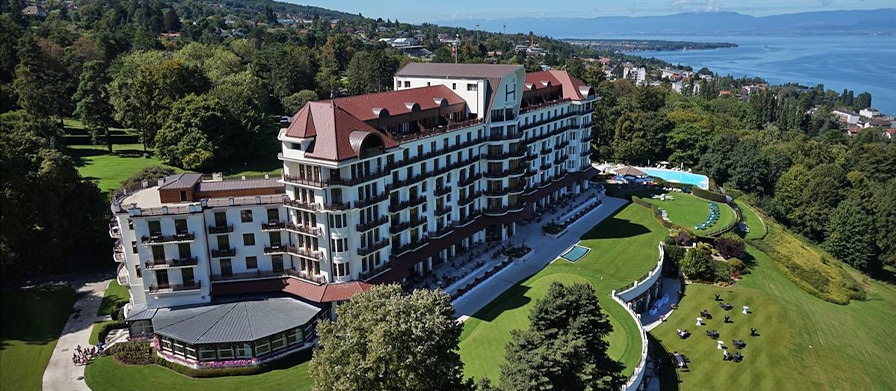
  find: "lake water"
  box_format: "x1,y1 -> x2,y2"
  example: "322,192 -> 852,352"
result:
620,35 -> 896,115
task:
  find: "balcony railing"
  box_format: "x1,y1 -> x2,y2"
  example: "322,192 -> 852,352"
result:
283,199 -> 322,211
208,224 -> 234,234
211,248 -> 236,258
211,269 -> 291,282
286,268 -> 327,284
580,150 -> 591,157
434,186 -> 452,197
282,174 -> 324,188
435,206 -> 452,216
408,196 -> 426,208
286,222 -> 322,236
458,191 -> 481,206
524,169 -> 538,178
389,222 -> 410,234
261,221 -> 286,231
392,237 -> 430,256
457,173 -> 481,188
484,187 -> 509,196
356,193 -> 388,209
149,280 -> 201,293
484,206 -> 510,215
287,245 -> 323,260
358,239 -> 390,257
391,117 -> 485,144
263,244 -> 287,254
409,216 -> 427,228
483,170 -> 509,179
456,211 -> 481,227
360,262 -> 391,281
484,150 -> 511,160
145,256 -> 199,270
113,251 -> 126,263
141,232 -> 195,244
356,215 -> 389,232
325,201 -> 351,211
109,223 -> 121,238
388,199 -> 410,213
432,224 -> 456,238
520,98 -> 573,115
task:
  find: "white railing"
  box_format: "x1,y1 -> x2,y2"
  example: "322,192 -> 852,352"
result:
617,243 -> 665,302
610,242 -> 665,391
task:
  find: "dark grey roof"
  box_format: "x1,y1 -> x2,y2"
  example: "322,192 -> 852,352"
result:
196,178 -> 283,192
149,297 -> 322,344
158,173 -> 203,190
125,304 -> 158,321
396,63 -> 522,79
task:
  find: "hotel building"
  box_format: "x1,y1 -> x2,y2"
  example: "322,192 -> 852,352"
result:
112,63 -> 598,367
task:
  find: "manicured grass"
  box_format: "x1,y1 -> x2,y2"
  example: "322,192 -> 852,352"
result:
642,192 -> 736,231
98,280 -> 129,317
67,144 -> 183,194
735,201 -> 767,240
651,241 -> 896,391
0,288 -> 77,391
85,352 -> 314,391
459,204 -> 667,382
89,320 -> 121,345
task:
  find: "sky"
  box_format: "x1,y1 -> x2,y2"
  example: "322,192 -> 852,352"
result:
289,0 -> 894,23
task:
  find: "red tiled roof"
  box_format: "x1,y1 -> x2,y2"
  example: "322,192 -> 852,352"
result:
285,101 -> 399,162
212,278 -> 373,303
325,85 -> 465,122
525,70 -> 593,100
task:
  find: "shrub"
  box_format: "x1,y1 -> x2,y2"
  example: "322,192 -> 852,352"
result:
728,258 -> 749,275
109,340 -> 154,365
681,248 -> 714,282
664,245 -> 686,266
542,222 -> 565,235
715,234 -> 747,259
692,187 -> 727,203
663,236 -> 677,246
674,231 -> 692,246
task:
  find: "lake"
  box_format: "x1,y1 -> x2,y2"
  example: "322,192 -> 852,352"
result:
620,35 -> 896,115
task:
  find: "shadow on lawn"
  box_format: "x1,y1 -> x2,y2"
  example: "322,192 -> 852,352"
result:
648,333 -> 681,391
471,285 -> 533,322
581,216 -> 651,240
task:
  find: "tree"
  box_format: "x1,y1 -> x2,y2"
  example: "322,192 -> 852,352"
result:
714,233 -> 746,259
728,139 -> 767,194
854,91 -> 872,110
346,48 -> 399,95
73,61 -> 114,152
155,94 -> 239,171
120,166 -> 175,189
0,123 -> 107,282
309,284 -> 471,391
681,247 -> 714,281
824,199 -> 879,274
873,178 -> 896,267
282,89 -> 319,115
500,282 -> 623,391
251,44 -> 318,101
13,34 -> 74,128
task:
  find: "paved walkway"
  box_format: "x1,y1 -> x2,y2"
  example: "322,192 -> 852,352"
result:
452,196 -> 629,317
43,274 -> 112,391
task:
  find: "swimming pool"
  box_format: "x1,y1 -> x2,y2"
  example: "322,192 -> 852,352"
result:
561,245 -> 590,263
638,167 -> 710,190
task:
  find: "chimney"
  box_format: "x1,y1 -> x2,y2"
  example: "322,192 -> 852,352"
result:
157,178 -> 165,186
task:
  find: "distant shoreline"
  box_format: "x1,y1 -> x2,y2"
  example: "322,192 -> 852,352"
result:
564,39 -> 737,53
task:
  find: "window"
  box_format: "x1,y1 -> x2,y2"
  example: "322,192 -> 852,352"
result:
179,190 -> 187,201
217,345 -> 234,359
240,210 -> 253,223
130,320 -> 153,337
148,221 -> 161,236
255,339 -> 270,356
335,262 -> 350,277
328,214 -> 346,228
452,82 -> 456,90
236,343 -> 252,359
467,83 -> 477,91
161,338 -> 172,352
185,345 -> 197,360
199,346 -> 216,361
271,333 -> 287,351
331,238 -> 347,253
217,235 -> 230,249
243,233 -> 255,246
135,264 -> 142,278
173,341 -> 185,356
287,328 -> 302,345
266,209 -> 280,222
245,256 -> 257,269
131,241 -> 138,253
404,81 -> 410,88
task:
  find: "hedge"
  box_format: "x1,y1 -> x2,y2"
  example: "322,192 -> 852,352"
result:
109,340 -> 154,365
631,196 -> 692,234
691,187 -> 728,203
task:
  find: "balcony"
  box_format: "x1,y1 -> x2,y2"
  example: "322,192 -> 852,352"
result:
524,169 -> 538,178
508,183 -> 526,194
432,224 -> 456,238
520,98 -> 573,115
484,187 -> 508,197
211,248 -> 236,258
409,216 -> 427,228
390,117 -> 485,144
360,262 -> 391,281
261,221 -> 286,231
208,224 -> 234,234
540,162 -> 553,171
282,174 -> 324,188
408,196 -> 426,208
434,186 -> 452,197
389,222 -> 410,234
211,269 -> 291,282
145,256 -> 199,270
356,193 -> 388,209
508,166 -> 526,177
149,280 -> 201,293
324,201 -> 351,211
555,141 -> 570,150
458,191 -> 481,206
358,239 -> 390,257
286,268 -> 327,284
457,173 -> 481,188
113,251 -> 126,263
484,150 -> 511,160
483,170 -> 509,179
283,199 -> 322,212
582,134 -> 594,143
263,244 -> 287,254
286,222 -> 323,236
484,206 -> 510,215
325,169 -> 389,187
356,215 -> 389,232
388,199 -> 411,213
392,237 -> 429,256
435,206 -> 452,216
525,153 -> 538,162
287,245 -> 323,260
141,232 -> 195,244
109,222 -> 120,238
580,150 -> 591,157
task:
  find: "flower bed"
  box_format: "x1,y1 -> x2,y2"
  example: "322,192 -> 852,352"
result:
452,258 -> 514,300
503,245 -> 532,259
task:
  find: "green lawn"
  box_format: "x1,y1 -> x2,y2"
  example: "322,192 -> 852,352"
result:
651,241 -> 896,390
98,280 -> 129,317
642,192 -> 736,231
67,144 -> 183,194
459,204 -> 667,382
85,351 -> 314,391
89,320 -> 121,345
0,288 -> 77,391
735,201 -> 767,240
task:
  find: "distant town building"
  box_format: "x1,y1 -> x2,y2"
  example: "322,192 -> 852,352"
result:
859,107 -> 882,118
832,109 -> 860,125
623,63 -> 647,86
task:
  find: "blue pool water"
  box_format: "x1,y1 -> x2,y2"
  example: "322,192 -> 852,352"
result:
638,168 -> 709,190
561,245 -> 590,263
